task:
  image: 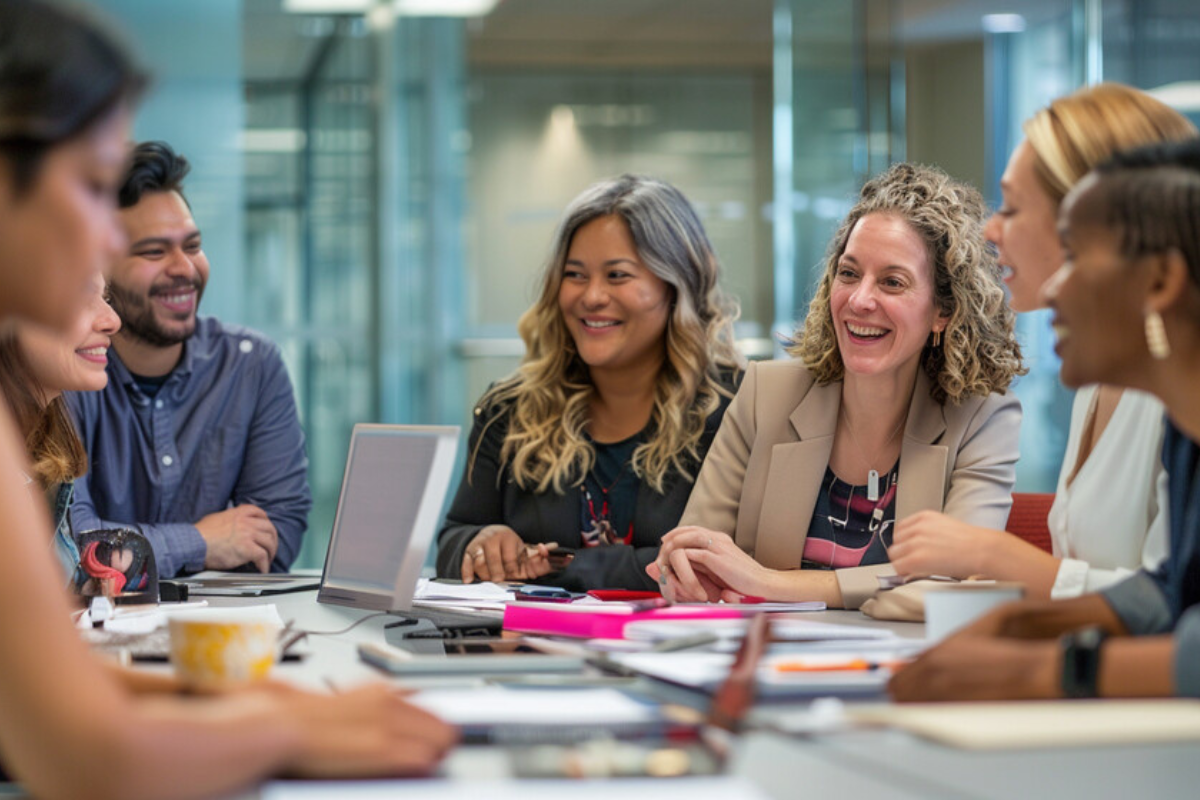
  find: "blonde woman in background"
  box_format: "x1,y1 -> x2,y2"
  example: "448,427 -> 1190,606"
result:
437,174 -> 744,590
652,163 -> 1024,609
889,82 -> 1198,599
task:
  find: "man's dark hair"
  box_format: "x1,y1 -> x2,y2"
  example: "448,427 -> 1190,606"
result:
119,140 -> 191,209
1088,139 -> 1200,289
0,0 -> 147,193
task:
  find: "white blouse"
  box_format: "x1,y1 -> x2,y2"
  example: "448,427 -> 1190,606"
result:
1048,385 -> 1170,599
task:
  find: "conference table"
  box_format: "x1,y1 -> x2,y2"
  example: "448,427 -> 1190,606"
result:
188,590 -> 1200,800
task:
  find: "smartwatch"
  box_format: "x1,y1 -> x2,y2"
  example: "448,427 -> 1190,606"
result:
1060,625 -> 1108,698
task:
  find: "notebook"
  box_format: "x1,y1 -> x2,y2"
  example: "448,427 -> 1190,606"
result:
316,424 -> 460,612
501,600 -> 746,639
848,699 -> 1200,750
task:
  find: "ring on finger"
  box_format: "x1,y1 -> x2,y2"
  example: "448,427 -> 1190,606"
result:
471,550 -> 485,560
705,536 -> 713,549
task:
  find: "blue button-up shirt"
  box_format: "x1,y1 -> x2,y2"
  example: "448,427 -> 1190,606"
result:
65,317 -> 311,577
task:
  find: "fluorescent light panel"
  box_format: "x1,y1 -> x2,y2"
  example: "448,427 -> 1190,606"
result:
283,0 -> 498,15
1148,81 -> 1200,113
392,0 -> 498,15
982,13 -> 1026,34
283,0 -> 372,12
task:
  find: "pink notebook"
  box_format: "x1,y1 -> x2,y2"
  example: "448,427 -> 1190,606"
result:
503,601 -> 746,639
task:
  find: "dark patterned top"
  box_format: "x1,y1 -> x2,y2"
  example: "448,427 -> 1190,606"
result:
802,461 -> 899,569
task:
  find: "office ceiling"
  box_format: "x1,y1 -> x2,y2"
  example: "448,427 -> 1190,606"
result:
243,0 -> 1070,83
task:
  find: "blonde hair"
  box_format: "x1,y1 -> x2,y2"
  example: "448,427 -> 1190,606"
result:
788,162 -> 1024,404
0,329 -> 87,489
476,175 -> 743,495
1024,82 -> 1198,206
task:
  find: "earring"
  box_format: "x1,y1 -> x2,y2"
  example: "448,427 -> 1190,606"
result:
1145,311 -> 1171,360
931,330 -> 942,348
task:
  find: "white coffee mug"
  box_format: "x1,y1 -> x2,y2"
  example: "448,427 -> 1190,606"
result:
923,582 -> 1024,641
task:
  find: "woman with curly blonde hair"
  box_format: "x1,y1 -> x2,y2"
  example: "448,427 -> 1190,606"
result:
437,174 -> 744,590
652,162 -> 1024,609
889,83 -> 1197,601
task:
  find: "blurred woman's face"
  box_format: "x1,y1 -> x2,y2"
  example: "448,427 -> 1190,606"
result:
829,213 -> 946,383
984,141 -> 1064,312
0,108 -> 129,333
19,273 -> 121,402
1041,176 -> 1149,390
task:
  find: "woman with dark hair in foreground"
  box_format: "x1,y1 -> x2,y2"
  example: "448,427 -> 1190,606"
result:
0,2 -> 454,797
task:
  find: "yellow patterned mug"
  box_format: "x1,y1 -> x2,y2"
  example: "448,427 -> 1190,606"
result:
168,611 -> 282,686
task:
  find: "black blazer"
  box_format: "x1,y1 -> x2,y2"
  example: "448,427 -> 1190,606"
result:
436,371 -> 740,591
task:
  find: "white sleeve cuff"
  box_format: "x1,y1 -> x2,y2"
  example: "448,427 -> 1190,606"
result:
1050,558 -> 1090,600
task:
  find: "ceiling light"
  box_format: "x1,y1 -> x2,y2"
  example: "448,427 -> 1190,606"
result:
283,0 -> 372,13
1148,81 -> 1200,113
239,129 -> 307,153
392,0 -> 499,17
982,14 -> 1026,34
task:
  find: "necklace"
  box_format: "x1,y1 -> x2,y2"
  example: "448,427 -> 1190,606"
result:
840,406 -> 906,502
580,452 -> 635,547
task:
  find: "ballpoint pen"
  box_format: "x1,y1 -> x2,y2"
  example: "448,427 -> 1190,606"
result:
773,658 -> 903,673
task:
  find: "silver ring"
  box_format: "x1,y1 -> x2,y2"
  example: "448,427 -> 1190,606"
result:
471,550 -> 485,560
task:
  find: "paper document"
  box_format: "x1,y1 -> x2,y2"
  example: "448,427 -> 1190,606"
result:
407,686 -> 658,726
264,777 -> 774,800
850,699 -> 1200,750
611,649 -> 895,698
75,600 -> 211,634
414,578 -> 511,602
624,615 -> 899,643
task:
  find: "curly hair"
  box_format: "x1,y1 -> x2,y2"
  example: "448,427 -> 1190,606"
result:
0,329 -> 87,490
788,162 -> 1024,404
474,174 -> 744,495
1024,83 -> 1197,208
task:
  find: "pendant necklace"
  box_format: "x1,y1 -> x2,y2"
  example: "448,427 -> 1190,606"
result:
840,407 -> 906,502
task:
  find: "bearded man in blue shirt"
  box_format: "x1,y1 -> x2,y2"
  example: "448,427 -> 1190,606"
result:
66,141 -> 311,577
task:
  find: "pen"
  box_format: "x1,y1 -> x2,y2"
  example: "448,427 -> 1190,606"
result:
773,659 -> 902,673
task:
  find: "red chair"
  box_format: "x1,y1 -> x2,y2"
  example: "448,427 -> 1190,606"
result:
1005,492 -> 1055,553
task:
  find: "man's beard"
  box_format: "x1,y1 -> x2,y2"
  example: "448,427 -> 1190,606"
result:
108,280 -> 202,348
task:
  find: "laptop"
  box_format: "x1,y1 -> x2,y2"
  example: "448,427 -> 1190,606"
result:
176,573 -> 322,597
316,423 -> 460,612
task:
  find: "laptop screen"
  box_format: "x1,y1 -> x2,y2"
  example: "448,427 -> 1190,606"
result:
318,424 -> 460,611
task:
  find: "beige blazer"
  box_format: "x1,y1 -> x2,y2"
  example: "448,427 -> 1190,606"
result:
680,359 -> 1022,608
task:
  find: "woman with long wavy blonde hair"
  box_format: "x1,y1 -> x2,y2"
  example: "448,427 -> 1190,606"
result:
653,162 -> 1025,609
437,174 -> 744,590
889,83 -> 1197,600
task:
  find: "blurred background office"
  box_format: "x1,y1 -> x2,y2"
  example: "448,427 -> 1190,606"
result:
89,0 -> 1200,567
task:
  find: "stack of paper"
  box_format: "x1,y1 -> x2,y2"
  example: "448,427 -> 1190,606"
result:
623,615 -> 901,644
411,578 -> 512,613
610,648 -> 902,698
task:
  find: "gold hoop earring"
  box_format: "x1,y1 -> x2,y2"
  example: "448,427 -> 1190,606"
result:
931,330 -> 942,348
1145,311 -> 1171,360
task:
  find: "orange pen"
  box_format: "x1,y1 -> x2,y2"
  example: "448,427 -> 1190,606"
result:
773,658 -> 902,673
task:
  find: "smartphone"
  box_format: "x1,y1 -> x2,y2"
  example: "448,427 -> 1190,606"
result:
514,585 -> 579,603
